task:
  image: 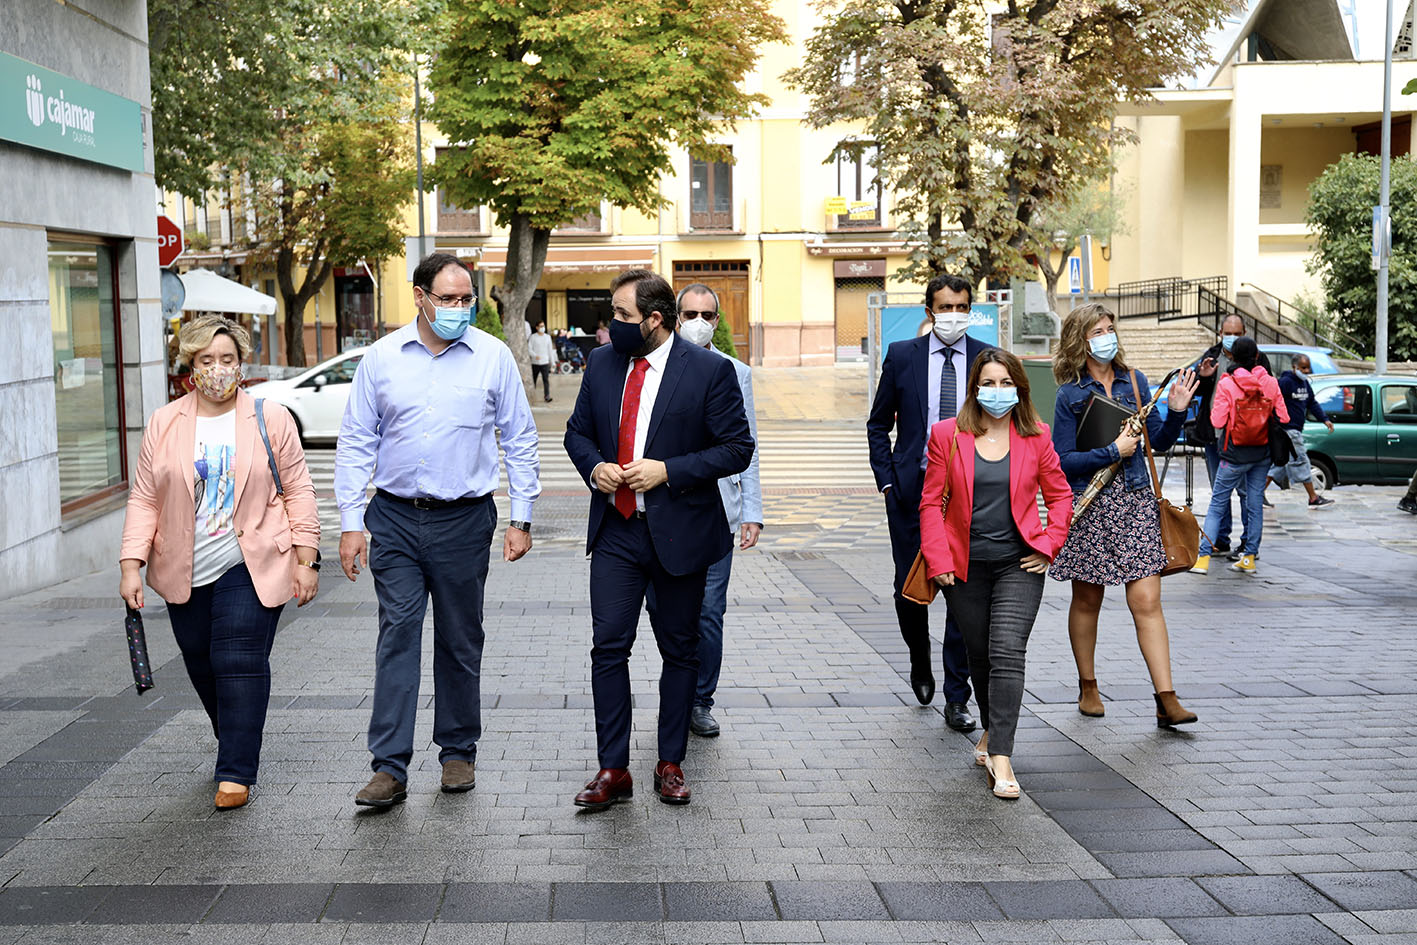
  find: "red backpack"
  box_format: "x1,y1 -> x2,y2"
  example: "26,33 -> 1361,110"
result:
1224,380 -> 1273,448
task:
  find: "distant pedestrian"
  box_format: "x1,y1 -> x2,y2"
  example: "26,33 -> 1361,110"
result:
1192,316 -> 1271,555
595,319 -> 611,346
1263,354 -> 1334,509
1192,336 -> 1288,576
335,252 -> 541,810
919,349 -> 1072,799
1050,303 -> 1202,728
529,320 -> 554,402
119,314 -> 320,811
866,273 -> 985,731
646,283 -> 763,740
563,269 -> 753,810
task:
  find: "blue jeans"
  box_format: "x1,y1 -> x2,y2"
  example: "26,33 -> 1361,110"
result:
365,493 -> 495,783
166,562 -> 283,786
1204,442 -> 1251,547
1201,460 -> 1268,557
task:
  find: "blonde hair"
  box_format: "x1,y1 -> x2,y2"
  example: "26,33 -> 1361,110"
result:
178,314 -> 251,368
1053,302 -> 1129,385
957,347 -> 1043,437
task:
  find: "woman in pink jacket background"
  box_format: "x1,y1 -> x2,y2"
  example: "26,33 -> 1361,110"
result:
918,349 -> 1073,799
119,315 -> 320,810
1191,335 -> 1288,576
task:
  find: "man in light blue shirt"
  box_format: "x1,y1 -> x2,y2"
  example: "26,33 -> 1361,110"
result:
335,252 -> 540,809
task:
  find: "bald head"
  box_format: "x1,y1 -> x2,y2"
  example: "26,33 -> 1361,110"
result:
1221,315 -> 1245,336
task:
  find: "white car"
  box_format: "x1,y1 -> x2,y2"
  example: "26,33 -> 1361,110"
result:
245,347 -> 367,443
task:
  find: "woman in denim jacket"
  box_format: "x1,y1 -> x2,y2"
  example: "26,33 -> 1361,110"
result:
1049,304 -> 1202,728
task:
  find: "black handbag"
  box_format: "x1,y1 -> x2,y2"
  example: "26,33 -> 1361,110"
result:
1268,413 -> 1295,467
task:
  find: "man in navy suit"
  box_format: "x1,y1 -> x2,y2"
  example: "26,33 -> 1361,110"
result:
564,269 -> 754,810
867,273 -> 991,732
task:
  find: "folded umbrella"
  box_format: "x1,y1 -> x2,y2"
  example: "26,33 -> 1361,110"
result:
125,606 -> 154,694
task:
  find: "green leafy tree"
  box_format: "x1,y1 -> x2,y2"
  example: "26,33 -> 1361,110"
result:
426,0 -> 786,384
711,318 -> 738,359
476,298 -> 507,342
785,0 -> 1235,287
1026,178 -> 1129,305
150,0 -> 428,365
1306,153 -> 1417,361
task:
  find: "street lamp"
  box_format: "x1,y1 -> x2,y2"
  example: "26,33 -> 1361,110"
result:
1377,0 -> 1394,374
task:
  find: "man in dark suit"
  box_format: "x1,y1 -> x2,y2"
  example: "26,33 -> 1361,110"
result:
866,273 -> 991,732
564,269 -> 754,810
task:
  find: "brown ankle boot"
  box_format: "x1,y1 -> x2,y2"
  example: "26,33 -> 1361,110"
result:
1154,691 -> 1198,728
1078,678 -> 1105,717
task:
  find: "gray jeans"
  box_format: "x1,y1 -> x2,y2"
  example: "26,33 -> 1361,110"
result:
943,560 -> 1045,758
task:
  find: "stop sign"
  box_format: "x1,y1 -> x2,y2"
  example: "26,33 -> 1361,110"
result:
157,215 -> 183,268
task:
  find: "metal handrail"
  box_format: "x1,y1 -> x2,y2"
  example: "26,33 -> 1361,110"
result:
1238,282 -> 1365,360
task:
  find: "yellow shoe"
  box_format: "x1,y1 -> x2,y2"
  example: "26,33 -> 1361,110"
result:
1189,555 -> 1210,574
1230,553 -> 1257,574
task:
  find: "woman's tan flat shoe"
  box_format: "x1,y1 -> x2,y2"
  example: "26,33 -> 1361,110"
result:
214,785 -> 250,810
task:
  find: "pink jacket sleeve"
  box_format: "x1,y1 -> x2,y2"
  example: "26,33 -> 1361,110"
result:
118,412 -> 164,565
1210,375 -> 1236,429
918,421 -> 957,579
1034,427 -> 1073,560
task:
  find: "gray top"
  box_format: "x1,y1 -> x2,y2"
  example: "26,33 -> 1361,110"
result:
970,451 -> 1024,562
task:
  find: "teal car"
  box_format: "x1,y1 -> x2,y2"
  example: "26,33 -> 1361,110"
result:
1304,374 -> 1417,489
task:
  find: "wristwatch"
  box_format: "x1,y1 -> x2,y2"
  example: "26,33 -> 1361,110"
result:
509,520 -> 532,534
298,549 -> 322,571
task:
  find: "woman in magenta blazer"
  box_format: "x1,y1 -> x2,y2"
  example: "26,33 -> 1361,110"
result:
919,348 -> 1072,799
119,315 -> 320,810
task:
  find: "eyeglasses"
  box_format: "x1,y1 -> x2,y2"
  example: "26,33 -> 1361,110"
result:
423,291 -> 476,307
679,310 -> 718,321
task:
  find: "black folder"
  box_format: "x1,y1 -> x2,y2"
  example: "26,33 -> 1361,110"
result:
1075,393 -> 1135,453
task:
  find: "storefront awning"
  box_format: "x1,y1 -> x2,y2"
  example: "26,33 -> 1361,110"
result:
478,245 -> 656,274
179,268 -> 277,316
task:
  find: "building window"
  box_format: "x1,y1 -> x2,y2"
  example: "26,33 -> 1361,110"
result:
835,143 -> 882,229
690,150 -> 733,230
48,239 -> 126,511
434,148 -> 483,233
556,207 -> 604,233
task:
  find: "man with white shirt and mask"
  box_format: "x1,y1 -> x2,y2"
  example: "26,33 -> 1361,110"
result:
866,274 -> 993,731
643,284 -> 762,739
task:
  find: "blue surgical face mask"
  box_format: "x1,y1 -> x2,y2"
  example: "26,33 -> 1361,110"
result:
424,300 -> 471,340
1221,334 -> 1238,352
1088,334 -> 1118,363
977,386 -> 1019,418
609,317 -> 648,356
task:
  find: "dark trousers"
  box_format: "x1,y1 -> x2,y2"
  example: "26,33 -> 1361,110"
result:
590,512 -> 707,769
531,363 -> 551,399
885,484 -> 972,703
365,492 -> 495,783
943,561 -> 1044,758
166,562 -> 283,785
647,547 -> 733,708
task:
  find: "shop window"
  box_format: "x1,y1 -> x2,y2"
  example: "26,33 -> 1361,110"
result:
48,239 -> 126,511
691,150 -> 733,230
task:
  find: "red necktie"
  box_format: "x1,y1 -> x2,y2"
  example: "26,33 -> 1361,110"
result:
615,358 -> 651,519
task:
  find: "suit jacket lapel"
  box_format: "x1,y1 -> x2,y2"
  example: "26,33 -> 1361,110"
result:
913,335 -> 930,431
1008,424 -> 1026,515
232,392 -> 257,510
645,335 -> 686,451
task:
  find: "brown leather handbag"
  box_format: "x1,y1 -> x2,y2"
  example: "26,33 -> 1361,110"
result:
902,432 -> 957,605
1131,373 -> 1201,576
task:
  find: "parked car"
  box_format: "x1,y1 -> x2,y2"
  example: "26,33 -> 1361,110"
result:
244,347 -> 367,443
1302,374 -> 1417,489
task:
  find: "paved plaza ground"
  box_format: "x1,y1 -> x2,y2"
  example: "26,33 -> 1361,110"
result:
1,365 -> 1415,944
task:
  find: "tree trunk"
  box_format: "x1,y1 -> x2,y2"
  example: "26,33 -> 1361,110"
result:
1037,239 -> 1076,311
275,242 -> 335,368
500,212 -> 549,390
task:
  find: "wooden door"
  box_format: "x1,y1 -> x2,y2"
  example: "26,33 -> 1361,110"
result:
673,261 -> 750,360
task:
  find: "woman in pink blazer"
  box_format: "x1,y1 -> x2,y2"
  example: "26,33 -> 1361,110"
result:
119,315 -> 320,810
919,348 -> 1072,799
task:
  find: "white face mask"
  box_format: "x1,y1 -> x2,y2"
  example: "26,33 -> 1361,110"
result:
931,311 -> 971,345
679,317 -> 716,347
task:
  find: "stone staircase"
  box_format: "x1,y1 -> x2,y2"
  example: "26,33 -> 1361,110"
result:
1114,315 -> 1216,380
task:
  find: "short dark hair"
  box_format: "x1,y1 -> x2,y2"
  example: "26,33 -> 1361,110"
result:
676,282 -> 720,313
412,252 -> 469,293
611,269 -> 678,326
925,273 -> 973,308
1291,353 -> 1310,370
1229,335 -> 1259,370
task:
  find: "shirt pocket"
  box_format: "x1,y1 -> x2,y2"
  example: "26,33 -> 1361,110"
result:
450,385 -> 494,430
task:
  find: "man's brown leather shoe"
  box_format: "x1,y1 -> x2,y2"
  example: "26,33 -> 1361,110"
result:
574,768 -> 633,811
441,759 -> 476,793
354,771 -> 407,809
653,761 -> 691,805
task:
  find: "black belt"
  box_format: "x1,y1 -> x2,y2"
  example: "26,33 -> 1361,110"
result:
376,489 -> 491,511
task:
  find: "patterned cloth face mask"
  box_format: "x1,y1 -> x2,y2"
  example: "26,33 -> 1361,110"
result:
192,364 -> 242,401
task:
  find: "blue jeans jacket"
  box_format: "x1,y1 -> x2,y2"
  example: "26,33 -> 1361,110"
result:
1053,369 -> 1185,493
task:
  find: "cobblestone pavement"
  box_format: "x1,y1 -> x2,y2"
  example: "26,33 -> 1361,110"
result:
2,366 -> 1416,944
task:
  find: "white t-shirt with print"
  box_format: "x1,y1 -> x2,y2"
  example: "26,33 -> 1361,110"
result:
190,410 -> 245,587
